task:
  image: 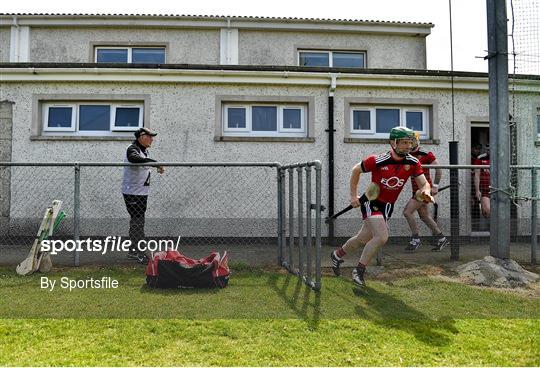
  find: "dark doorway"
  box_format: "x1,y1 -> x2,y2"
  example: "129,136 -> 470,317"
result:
470,125 -> 490,233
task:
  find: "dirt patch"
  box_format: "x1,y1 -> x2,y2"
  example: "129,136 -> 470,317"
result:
456,256 -> 539,288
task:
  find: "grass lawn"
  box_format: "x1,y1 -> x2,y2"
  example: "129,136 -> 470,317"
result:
0,265 -> 538,366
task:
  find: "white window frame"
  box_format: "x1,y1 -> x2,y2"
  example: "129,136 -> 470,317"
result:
42,101 -> 144,136
250,105 -> 279,134
111,104 -> 144,132
223,105 -> 250,132
43,104 -> 77,132
298,50 -> 366,68
95,47 -> 131,63
350,108 -> 376,134
222,104 -> 307,137
350,105 -> 429,139
298,50 -> 330,67
94,46 -> 166,63
403,108 -> 428,137
77,103 -> 112,133
279,106 -> 305,133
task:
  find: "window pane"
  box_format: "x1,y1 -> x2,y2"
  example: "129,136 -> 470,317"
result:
333,52 -> 364,68
376,109 -> 400,133
353,110 -> 370,130
283,108 -> 302,129
406,111 -> 424,131
96,49 -> 128,63
299,52 -> 329,67
115,107 -> 141,127
132,48 -> 166,64
252,106 -> 277,131
47,107 -> 72,128
79,105 -> 110,131
227,108 -> 246,129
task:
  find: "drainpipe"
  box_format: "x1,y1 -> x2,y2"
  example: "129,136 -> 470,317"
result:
327,74 -> 337,244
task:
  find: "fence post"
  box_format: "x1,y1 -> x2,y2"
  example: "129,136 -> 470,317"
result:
532,167 -> 538,265
288,167 -> 294,272
73,163 -> 80,267
297,166 -> 304,276
449,142 -> 460,260
277,167 -> 283,266
305,166 -> 312,285
314,161 -> 322,291
280,169 -> 287,267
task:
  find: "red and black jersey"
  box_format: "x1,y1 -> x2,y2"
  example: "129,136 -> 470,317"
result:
360,151 -> 424,204
410,147 -> 436,192
473,153 -> 490,189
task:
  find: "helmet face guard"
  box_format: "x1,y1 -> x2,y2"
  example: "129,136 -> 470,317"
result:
391,139 -> 414,157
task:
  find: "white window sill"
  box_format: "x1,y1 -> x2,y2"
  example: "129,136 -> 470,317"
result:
31,135 -> 134,142
216,136 -> 315,143
344,137 -> 440,145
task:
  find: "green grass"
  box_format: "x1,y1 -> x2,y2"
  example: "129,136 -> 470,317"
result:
0,266 -> 538,366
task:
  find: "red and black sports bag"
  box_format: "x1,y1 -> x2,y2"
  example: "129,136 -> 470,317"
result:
146,250 -> 229,289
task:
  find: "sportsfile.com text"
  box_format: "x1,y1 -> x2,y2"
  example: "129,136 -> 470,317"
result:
39,236 -> 181,255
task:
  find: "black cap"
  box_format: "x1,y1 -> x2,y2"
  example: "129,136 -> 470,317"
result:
134,127 -> 157,138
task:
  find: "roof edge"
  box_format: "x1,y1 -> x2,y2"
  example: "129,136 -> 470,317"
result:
0,13 -> 434,27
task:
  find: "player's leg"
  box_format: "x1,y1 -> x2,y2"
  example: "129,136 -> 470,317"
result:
481,195 -> 491,218
417,204 -> 450,251
331,222 -> 372,276
352,215 -> 388,287
403,197 -> 423,252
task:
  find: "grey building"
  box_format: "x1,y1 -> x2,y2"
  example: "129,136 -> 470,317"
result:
0,14 -> 539,239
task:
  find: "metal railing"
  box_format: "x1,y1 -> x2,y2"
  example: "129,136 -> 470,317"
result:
329,164 -> 538,265
0,161 -> 324,289
423,164 -> 538,264
277,161 -> 323,291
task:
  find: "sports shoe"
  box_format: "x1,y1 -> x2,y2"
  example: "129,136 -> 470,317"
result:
330,251 -> 344,276
432,237 -> 449,252
352,266 -> 366,287
405,238 -> 421,252
127,249 -> 139,260
136,252 -> 149,264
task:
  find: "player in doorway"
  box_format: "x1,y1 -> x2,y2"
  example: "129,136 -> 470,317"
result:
474,144 -> 491,218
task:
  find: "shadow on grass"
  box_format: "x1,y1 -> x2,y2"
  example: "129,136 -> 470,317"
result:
139,284 -> 221,295
354,286 -> 458,346
266,273 -> 321,330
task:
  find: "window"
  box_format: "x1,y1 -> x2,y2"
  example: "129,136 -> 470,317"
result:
95,47 -> 165,64
350,105 -> 429,138
299,50 -> 365,68
45,105 -> 76,132
223,104 -> 306,137
42,102 -> 143,135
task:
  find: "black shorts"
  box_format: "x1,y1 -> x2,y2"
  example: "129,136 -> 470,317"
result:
359,194 -> 394,221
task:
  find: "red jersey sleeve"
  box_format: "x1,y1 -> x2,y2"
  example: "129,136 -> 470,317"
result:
425,151 -> 436,164
412,161 -> 424,177
360,155 -> 377,173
